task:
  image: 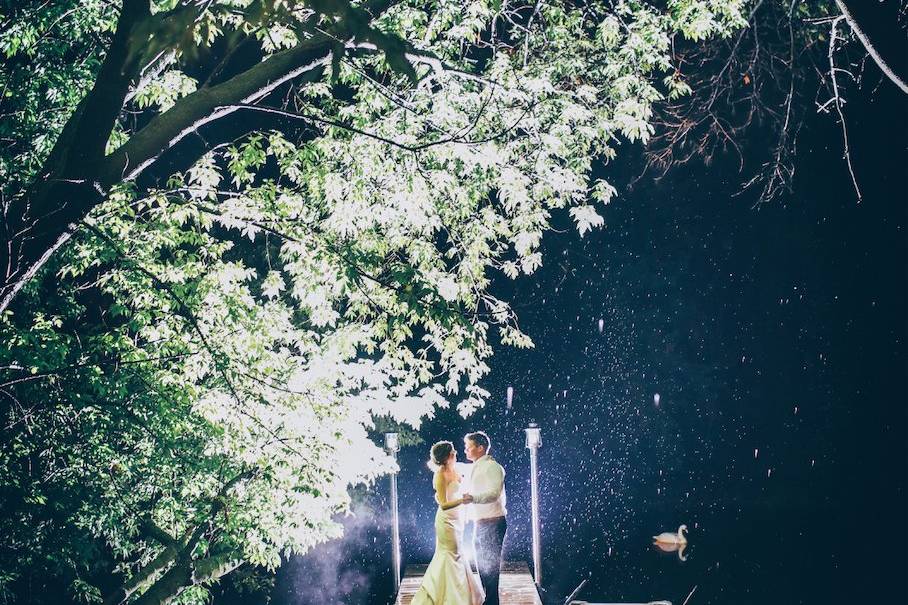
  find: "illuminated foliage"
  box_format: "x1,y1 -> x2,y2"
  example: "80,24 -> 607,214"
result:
0,1 -> 747,603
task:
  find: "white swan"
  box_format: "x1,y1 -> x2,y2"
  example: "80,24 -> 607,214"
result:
654,539 -> 688,561
653,524 -> 688,545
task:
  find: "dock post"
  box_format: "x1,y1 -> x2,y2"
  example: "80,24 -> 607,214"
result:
525,423 -> 542,586
385,432 -> 402,593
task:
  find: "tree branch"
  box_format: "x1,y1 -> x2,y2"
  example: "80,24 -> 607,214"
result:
827,16 -> 862,202
835,0 -> 908,95
101,38 -> 333,185
1,0 -> 152,312
102,522 -> 181,605
1,0 -> 416,313
106,470 -> 255,605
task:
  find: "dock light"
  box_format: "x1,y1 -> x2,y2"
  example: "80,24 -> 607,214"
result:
525,423 -> 542,586
385,433 -> 401,592
525,424 -> 542,449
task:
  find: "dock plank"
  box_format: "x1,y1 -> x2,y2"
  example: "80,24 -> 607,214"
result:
396,561 -> 542,605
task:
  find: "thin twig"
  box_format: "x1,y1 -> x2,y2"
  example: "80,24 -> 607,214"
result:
827,16 -> 862,202
219,102 -> 536,152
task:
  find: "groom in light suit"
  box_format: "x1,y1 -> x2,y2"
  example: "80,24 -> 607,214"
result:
462,431 -> 507,605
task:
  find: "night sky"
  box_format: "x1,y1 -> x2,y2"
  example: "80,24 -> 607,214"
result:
261,38 -> 908,605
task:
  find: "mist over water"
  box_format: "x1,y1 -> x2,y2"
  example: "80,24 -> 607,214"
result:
269,500 -> 400,604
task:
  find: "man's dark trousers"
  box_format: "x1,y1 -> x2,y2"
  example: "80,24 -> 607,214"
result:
474,515 -> 507,605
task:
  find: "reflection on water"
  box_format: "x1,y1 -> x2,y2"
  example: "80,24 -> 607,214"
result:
652,524 -> 688,561
653,539 -> 687,562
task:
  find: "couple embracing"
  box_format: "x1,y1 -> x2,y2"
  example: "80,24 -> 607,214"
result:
411,431 -> 507,605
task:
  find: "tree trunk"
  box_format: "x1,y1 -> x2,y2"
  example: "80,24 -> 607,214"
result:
105,472 -> 255,605
102,522 -> 182,605
128,558 -> 194,605
0,38 -> 331,313
0,0 -> 401,313
0,0 -> 151,312
129,554 -> 242,605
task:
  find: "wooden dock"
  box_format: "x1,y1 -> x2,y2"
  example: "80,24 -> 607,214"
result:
395,561 -> 542,605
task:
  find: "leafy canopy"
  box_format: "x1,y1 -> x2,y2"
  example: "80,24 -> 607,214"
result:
0,1 -> 746,603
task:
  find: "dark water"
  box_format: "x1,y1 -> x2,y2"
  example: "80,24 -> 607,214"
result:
258,50 -> 908,605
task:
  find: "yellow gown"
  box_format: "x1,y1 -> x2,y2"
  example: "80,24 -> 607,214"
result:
411,476 -> 485,605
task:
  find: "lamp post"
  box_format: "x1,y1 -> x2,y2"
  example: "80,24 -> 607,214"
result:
385,432 -> 401,593
525,423 -> 542,586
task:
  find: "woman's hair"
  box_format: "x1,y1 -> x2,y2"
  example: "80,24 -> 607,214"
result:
427,440 -> 454,472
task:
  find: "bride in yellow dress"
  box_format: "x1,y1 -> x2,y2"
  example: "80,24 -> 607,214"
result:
411,441 -> 485,605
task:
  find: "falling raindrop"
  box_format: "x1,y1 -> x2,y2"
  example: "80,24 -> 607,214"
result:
598,318 -> 604,332
653,393 -> 661,406
506,386 -> 514,409
754,448 -> 759,459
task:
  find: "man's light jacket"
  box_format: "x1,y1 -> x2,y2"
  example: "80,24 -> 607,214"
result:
469,454 -> 507,520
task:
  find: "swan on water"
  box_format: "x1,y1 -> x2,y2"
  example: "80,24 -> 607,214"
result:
654,539 -> 688,561
653,524 -> 688,545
